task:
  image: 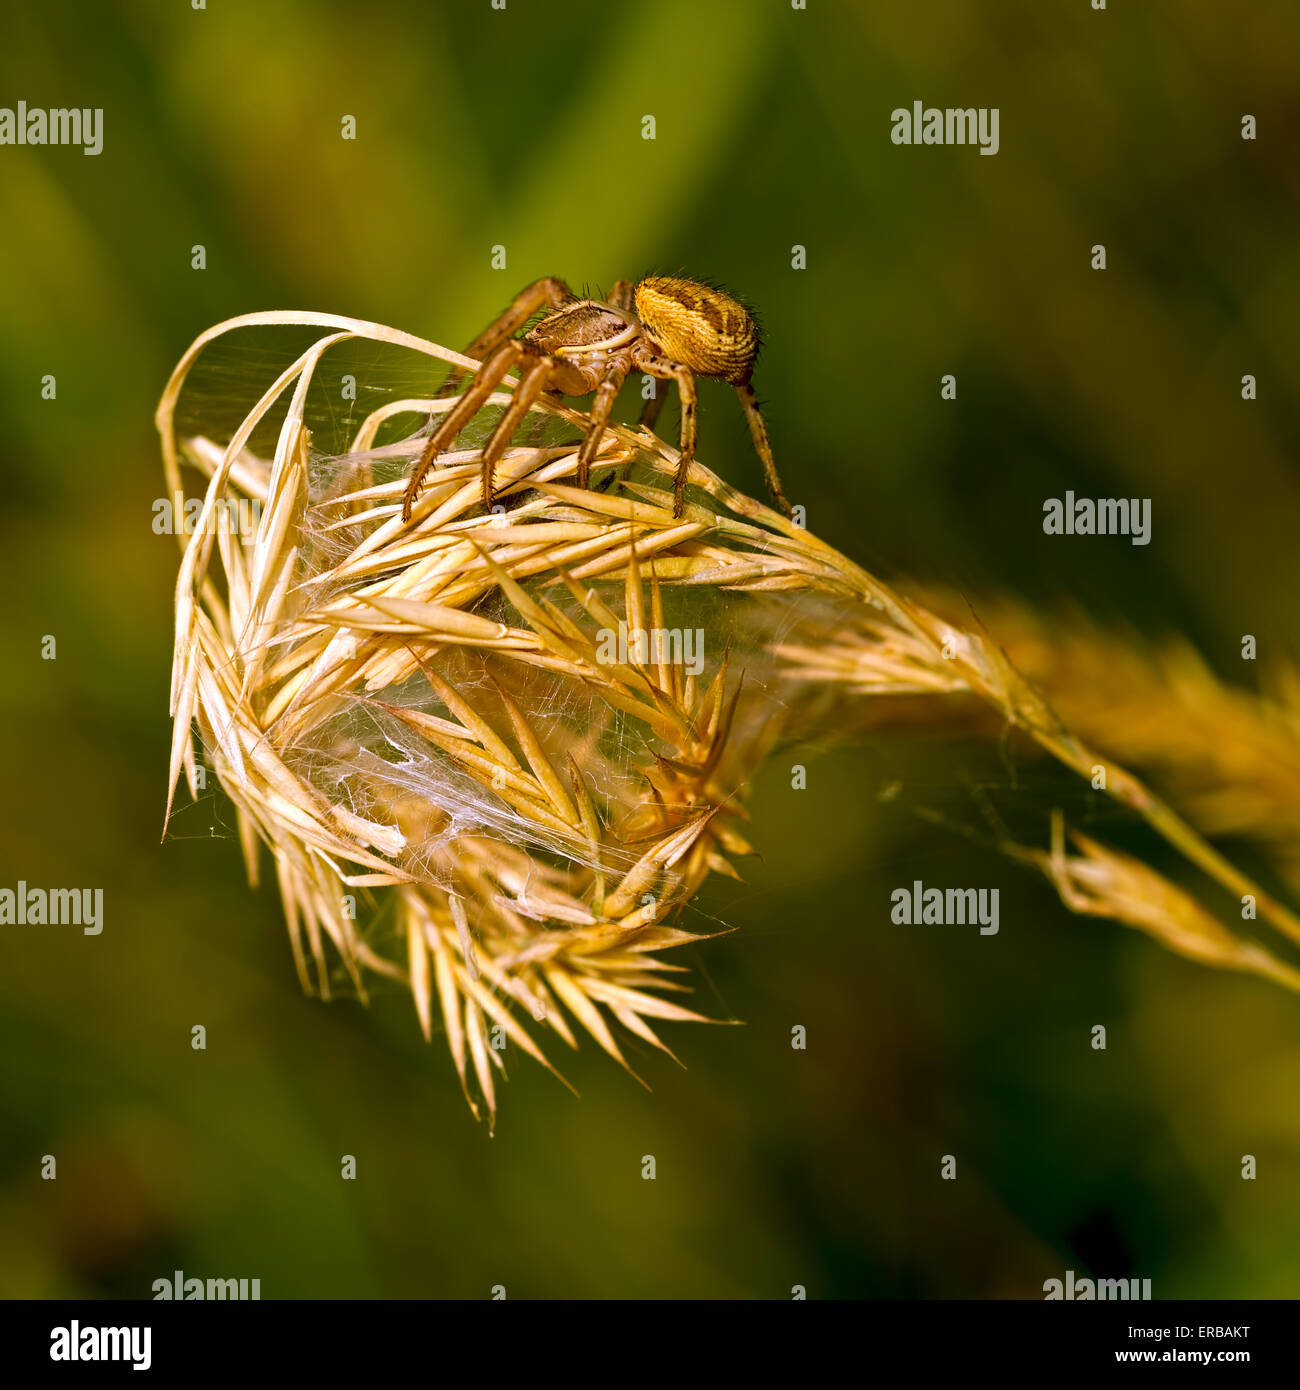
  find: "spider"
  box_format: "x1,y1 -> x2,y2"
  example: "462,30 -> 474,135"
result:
400,275 -> 793,522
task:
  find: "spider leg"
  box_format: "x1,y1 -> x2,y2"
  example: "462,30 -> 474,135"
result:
735,381 -> 793,517
638,377 -> 670,434
607,279 -> 635,313
433,275 -> 573,404
636,354 -> 697,516
403,339 -> 527,521
610,278 -> 669,441
521,388 -> 562,448
576,364 -> 630,491
463,276 -> 572,363
476,355 -> 557,510
670,371 -> 699,517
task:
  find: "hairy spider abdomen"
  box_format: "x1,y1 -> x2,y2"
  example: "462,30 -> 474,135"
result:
633,275 -> 759,385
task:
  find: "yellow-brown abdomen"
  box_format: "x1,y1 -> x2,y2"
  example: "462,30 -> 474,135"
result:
633,276 -> 759,385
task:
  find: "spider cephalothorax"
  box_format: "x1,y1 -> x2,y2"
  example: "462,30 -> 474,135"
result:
401,275 -> 792,521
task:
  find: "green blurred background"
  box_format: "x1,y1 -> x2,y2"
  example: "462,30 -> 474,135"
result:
1,0 -> 1298,1298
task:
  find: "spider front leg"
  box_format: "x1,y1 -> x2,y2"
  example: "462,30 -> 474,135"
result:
734,381 -> 793,518
462,276 -> 572,365
432,276 -> 573,408
402,338 -> 527,521
475,354 -> 559,510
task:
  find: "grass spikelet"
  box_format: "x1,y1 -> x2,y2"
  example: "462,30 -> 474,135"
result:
159,311 -> 1300,1118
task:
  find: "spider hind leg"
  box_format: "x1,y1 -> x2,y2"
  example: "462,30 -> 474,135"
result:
735,381 -> 793,518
